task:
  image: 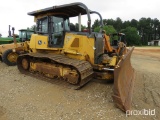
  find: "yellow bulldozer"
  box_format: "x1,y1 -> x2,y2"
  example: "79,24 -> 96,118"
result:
17,2 -> 135,111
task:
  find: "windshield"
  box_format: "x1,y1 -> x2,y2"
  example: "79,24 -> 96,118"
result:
64,19 -> 70,31
19,30 -> 34,41
37,17 -> 48,33
27,31 -> 34,39
19,31 -> 26,39
37,16 -> 70,33
53,17 -> 63,32
53,17 -> 70,32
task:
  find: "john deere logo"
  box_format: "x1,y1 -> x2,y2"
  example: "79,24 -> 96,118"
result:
38,40 -> 42,45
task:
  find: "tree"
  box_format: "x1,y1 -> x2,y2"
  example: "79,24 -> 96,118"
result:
121,27 -> 141,46
137,17 -> 160,43
30,25 -> 36,30
70,23 -> 76,31
92,19 -> 100,30
114,17 -> 123,32
0,33 -> 2,37
130,19 -> 138,28
122,20 -> 130,29
152,18 -> 159,40
75,23 -> 86,31
106,19 -> 115,26
94,25 -> 116,34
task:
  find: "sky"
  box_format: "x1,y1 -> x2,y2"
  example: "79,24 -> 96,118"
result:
0,0 -> 159,37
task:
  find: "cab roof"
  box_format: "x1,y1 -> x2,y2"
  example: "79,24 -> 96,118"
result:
19,29 -> 34,32
28,2 -> 91,17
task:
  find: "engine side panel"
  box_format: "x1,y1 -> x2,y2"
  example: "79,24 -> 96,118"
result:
63,32 -> 95,64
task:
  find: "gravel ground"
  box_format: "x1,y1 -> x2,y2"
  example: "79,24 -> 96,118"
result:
0,47 -> 160,120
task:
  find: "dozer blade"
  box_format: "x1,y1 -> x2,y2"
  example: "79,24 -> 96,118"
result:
112,47 -> 135,111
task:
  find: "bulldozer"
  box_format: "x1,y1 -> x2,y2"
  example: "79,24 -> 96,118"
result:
0,29 -> 34,66
17,2 -> 135,111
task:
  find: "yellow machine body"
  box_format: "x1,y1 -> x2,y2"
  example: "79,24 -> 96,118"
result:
29,33 -> 95,64
17,2 -> 135,112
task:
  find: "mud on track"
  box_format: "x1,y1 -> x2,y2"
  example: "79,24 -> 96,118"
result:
0,47 -> 160,120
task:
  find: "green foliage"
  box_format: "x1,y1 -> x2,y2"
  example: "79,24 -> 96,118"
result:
121,27 -> 141,46
30,25 -> 36,30
73,23 -> 86,31
94,25 -> 117,34
92,19 -> 100,29
70,23 -> 75,31
92,17 -> 160,45
114,17 -> 123,31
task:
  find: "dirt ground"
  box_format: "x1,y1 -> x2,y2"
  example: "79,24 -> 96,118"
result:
0,47 -> 160,120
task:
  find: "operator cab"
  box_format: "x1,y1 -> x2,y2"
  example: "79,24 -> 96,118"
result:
28,2 -> 96,48
28,2 -> 104,64
36,16 -> 70,47
19,29 -> 35,42
111,33 -> 126,47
